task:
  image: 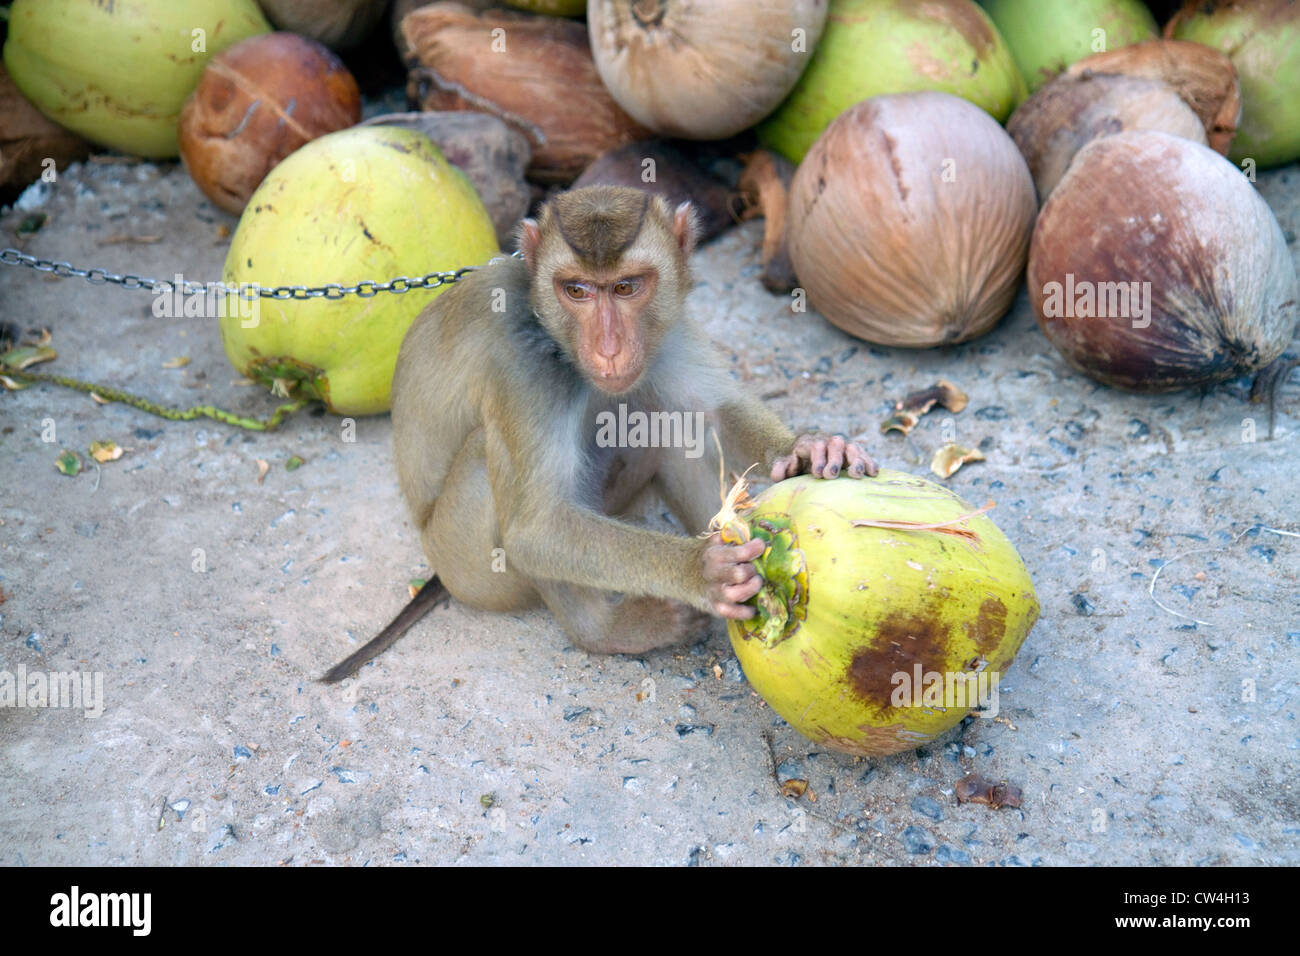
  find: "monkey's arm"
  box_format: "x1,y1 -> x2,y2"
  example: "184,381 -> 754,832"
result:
717,395 -> 797,471
483,412 -> 759,616
505,503 -> 711,608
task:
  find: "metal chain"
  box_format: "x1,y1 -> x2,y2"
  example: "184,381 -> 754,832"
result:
0,246 -> 520,299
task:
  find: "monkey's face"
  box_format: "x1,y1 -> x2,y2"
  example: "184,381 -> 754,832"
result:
520,187 -> 696,395
552,264 -> 661,395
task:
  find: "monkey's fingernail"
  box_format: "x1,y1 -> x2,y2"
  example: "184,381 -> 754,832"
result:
827,465 -> 839,477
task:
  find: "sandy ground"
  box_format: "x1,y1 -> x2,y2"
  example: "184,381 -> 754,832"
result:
1,154 -> 1297,867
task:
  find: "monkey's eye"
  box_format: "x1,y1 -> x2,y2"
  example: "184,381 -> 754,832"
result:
613,279 -> 640,297
563,282 -> 593,301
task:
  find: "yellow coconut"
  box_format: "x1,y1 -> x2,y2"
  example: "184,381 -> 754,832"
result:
724,471 -> 1039,756
3,0 -> 271,158
221,126 -> 498,415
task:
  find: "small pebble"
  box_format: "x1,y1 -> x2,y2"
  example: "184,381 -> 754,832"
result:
934,844 -> 970,864
901,826 -> 935,855
675,724 -> 714,737
910,796 -> 944,821
1071,592 -> 1096,615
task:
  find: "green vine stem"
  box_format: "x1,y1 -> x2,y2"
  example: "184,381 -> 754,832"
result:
6,369 -> 310,431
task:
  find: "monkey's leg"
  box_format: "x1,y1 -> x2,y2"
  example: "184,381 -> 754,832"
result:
423,427 -> 540,612
535,580 -> 713,655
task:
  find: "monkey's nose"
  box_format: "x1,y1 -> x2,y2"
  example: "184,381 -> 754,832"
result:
596,335 -> 622,360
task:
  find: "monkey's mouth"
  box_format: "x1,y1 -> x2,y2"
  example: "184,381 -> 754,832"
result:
592,370 -> 642,395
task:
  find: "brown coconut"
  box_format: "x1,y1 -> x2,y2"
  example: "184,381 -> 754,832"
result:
1062,39 -> 1240,155
787,92 -> 1037,348
0,63 -> 90,204
573,140 -> 736,244
402,2 -> 651,183
178,33 -> 361,215
258,0 -> 388,49
1028,130 -> 1298,392
1007,73 -> 1207,203
587,0 -> 828,140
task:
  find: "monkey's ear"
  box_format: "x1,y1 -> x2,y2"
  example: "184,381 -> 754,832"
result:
518,218 -> 542,266
672,201 -> 698,259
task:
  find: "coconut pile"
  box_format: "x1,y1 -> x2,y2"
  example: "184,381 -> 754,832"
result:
4,0 -> 1297,401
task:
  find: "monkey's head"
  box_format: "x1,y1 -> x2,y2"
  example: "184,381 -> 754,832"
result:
519,186 -> 698,396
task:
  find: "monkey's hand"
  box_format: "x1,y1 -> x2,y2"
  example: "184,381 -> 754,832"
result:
771,433 -> 877,482
699,533 -> 765,619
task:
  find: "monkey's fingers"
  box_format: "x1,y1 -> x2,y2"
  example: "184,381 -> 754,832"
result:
822,435 -> 847,477
715,601 -> 758,620
771,453 -> 800,482
723,576 -> 763,602
713,574 -> 762,619
845,442 -> 878,478
704,536 -> 764,566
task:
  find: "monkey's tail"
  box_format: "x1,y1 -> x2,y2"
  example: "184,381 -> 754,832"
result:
320,577 -> 451,683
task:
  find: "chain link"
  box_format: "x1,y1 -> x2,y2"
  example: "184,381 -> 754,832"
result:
0,247 -> 518,299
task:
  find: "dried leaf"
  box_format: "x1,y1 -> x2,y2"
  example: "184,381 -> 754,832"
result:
954,773 -> 1023,810
880,409 -> 921,435
408,578 -> 426,599
737,149 -> 799,293
931,443 -> 985,478
882,379 -> 969,435
0,375 -> 29,391
852,500 -> 995,538
55,449 -> 81,476
88,440 -> 123,463
161,355 -> 191,369
779,778 -> 809,799
90,392 -> 110,405
255,459 -> 269,484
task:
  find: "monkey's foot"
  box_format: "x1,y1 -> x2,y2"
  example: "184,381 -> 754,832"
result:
578,596 -> 713,656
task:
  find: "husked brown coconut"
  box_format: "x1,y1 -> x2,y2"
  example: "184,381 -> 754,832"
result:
1062,39 -> 1240,155
588,0 -> 828,139
402,2 -> 650,183
1008,72 -> 1206,202
1028,130 -> 1298,391
788,92 -> 1037,348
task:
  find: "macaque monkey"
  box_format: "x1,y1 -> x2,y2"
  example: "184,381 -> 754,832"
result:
322,187 -> 876,682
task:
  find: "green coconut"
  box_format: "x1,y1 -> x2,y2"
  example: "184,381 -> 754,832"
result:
723,471 -> 1039,757
3,0 -> 271,158
1166,0 -> 1300,167
221,126 -> 498,416
982,0 -> 1157,93
758,0 -> 1026,164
